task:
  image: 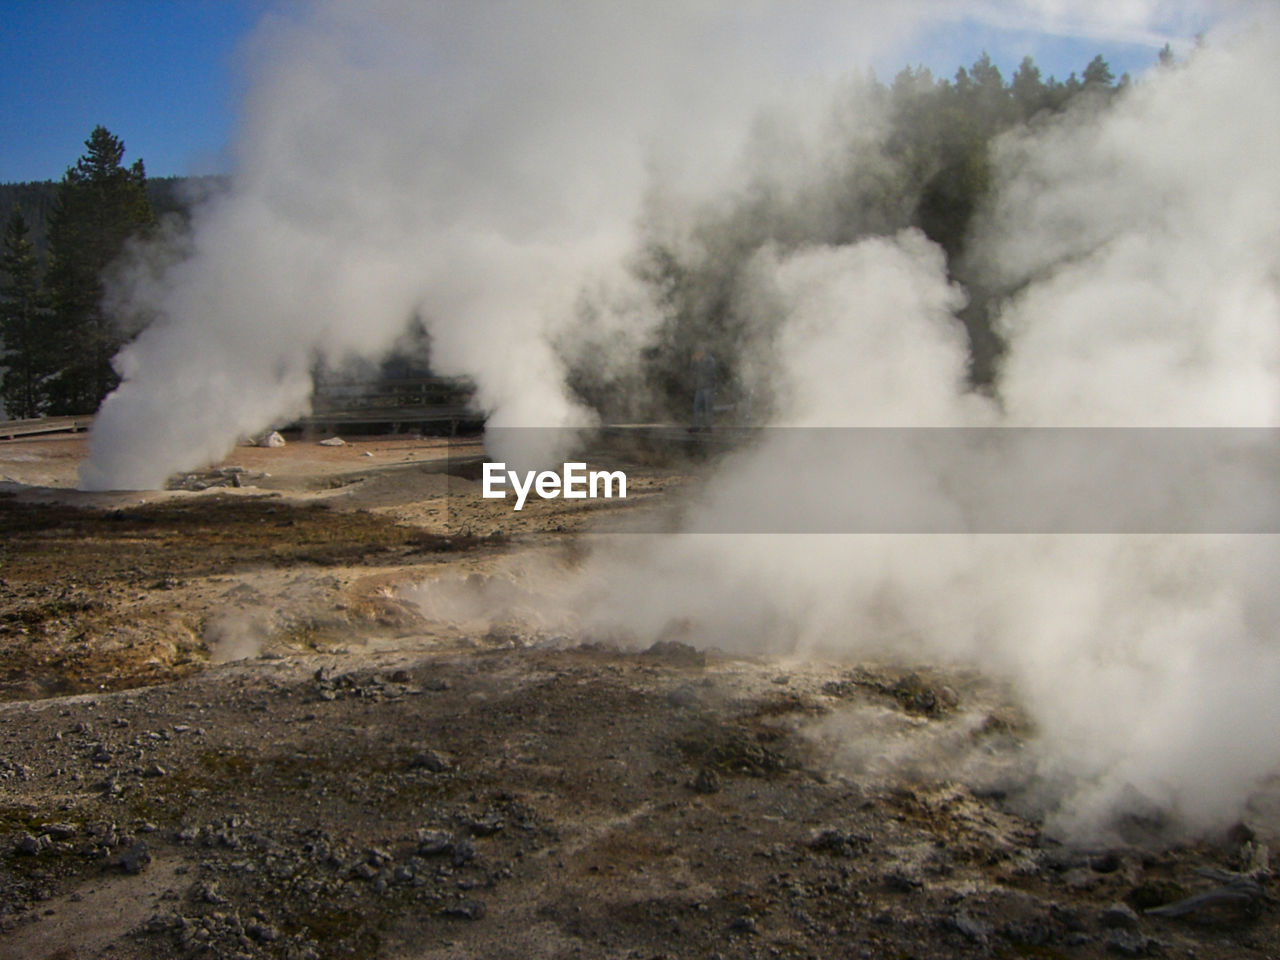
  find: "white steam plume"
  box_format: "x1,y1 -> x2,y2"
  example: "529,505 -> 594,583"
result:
81,1 -> 832,489
432,17 -> 1280,841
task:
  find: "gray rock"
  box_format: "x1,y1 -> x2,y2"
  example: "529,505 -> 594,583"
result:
642,640 -> 706,667
452,837 -> 477,867
118,841 -> 152,874
246,921 -> 280,942
197,881 -> 228,905
948,912 -> 991,944
692,768 -> 722,795
16,833 -> 51,855
729,915 -> 758,933
443,899 -> 486,920
417,830 -> 452,856
1106,930 -> 1156,956
883,871 -> 923,892
1090,852 -> 1123,873
1100,902 -> 1141,930
411,750 -> 452,773
464,814 -> 504,837
807,828 -> 866,857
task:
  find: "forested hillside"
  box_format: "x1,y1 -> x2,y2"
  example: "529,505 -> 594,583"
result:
1,48 -> 1171,421
0,175 -> 227,268
563,49 -> 1170,420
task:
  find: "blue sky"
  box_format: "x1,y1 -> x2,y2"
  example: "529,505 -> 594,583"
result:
0,1 -> 1216,184
1,0 -> 264,182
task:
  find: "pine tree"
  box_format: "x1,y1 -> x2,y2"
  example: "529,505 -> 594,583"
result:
0,207 -> 52,419
1082,55 -> 1115,89
1011,56 -> 1047,119
44,126 -> 154,414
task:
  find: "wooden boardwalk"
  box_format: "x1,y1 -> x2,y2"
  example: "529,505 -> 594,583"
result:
0,415 -> 94,440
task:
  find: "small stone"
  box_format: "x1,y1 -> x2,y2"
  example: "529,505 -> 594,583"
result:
729,915 -> 757,933
411,750 -> 452,773
883,871 -> 923,892
642,640 -> 706,667
1091,852 -> 1122,873
417,830 -> 453,856
692,768 -> 722,794
16,834 -> 51,855
949,912 -> 991,944
145,912 -> 178,933
452,837 -> 477,867
197,881 -> 227,905
443,899 -> 485,921
118,841 -> 152,874
465,815 -> 504,837
1106,930 -> 1154,956
246,921 -> 280,942
1100,902 -> 1140,931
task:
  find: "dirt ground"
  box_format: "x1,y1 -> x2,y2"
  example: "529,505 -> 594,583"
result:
0,431 -> 1275,960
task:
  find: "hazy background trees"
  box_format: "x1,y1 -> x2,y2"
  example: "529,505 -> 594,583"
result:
565,50 -> 1137,421
0,209 -> 50,418
1,50 -> 1142,421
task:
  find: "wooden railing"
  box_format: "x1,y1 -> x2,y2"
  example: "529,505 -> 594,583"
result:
299,376 -> 483,434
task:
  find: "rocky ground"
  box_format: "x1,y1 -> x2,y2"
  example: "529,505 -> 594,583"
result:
0,432 -> 1275,959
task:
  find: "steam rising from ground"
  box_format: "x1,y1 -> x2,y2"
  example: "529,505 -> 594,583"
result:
83,2 -> 820,488
414,19 -> 1280,840
581,24 -> 1280,840
84,1 -> 1280,840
